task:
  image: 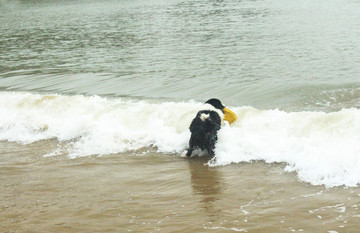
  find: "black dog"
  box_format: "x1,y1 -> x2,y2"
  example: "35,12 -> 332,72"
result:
186,99 -> 225,157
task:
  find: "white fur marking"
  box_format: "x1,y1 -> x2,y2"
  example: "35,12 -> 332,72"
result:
200,113 -> 210,121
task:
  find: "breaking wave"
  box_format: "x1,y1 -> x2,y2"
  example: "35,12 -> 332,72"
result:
1,91 -> 360,187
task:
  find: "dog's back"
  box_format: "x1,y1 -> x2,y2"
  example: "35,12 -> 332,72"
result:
186,110 -> 221,157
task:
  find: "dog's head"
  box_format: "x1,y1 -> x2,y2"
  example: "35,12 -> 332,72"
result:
205,98 -> 225,112
205,98 -> 237,124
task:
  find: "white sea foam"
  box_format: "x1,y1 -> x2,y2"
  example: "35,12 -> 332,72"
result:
212,107 -> 360,187
0,92 -> 198,156
1,91 -> 360,187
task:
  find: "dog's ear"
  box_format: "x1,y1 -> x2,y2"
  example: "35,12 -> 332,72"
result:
205,98 -> 225,111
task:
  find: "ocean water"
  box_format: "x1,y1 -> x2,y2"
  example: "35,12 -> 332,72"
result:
1,0 -> 360,232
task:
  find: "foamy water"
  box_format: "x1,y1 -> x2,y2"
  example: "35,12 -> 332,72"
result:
1,91 -> 360,187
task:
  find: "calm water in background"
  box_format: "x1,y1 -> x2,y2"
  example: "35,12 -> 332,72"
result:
1,0 -> 360,110
1,0 -> 360,232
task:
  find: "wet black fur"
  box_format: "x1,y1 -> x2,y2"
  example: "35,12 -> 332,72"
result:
186,110 -> 221,157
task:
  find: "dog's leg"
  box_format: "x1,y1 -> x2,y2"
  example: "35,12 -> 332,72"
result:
186,135 -> 197,157
207,146 -> 215,157
186,147 -> 193,157
207,135 -> 217,158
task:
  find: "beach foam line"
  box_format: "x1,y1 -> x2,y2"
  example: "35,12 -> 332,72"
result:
1,91 -> 360,187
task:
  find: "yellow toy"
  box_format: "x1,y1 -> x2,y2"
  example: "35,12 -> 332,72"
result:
223,107 -> 237,124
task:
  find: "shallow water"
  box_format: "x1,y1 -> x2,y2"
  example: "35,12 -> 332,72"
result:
1,0 -> 360,232
1,141 -> 360,233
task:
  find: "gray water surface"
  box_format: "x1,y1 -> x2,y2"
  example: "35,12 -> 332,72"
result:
1,0 -> 360,110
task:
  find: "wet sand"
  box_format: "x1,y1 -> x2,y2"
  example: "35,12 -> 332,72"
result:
1,141 -> 360,232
